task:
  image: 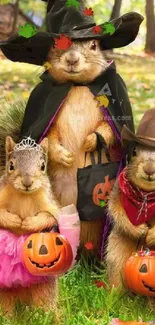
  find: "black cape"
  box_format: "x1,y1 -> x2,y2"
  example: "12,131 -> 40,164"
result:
20,62 -> 134,142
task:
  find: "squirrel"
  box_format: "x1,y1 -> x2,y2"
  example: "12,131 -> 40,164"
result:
105,144 -> 155,288
0,39 -> 131,256
45,40 -> 122,254
0,136 -> 59,315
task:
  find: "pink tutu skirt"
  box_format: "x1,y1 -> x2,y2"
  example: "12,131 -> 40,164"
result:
0,230 -> 48,289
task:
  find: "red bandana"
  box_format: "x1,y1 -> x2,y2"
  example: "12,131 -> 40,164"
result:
119,168 -> 155,225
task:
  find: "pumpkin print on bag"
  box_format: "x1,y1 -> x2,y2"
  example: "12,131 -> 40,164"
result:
23,232 -> 73,276
92,175 -> 115,206
125,250 -> 155,296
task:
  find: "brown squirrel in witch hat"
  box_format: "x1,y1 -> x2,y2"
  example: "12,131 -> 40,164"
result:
106,109 -> 155,288
0,0 -> 143,256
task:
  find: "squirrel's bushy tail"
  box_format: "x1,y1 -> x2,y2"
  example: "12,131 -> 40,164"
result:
0,101 -> 25,176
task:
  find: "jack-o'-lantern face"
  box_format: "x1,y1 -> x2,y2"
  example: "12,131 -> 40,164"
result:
23,232 -> 73,276
125,250 -> 155,296
93,175 -> 115,206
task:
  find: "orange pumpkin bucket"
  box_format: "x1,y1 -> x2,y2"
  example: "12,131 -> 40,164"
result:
125,249 -> 155,296
23,232 -> 73,276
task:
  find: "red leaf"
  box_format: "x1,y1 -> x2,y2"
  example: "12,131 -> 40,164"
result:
54,34 -> 73,50
85,242 -> 94,250
93,280 -> 107,289
84,7 -> 94,16
92,25 -> 102,35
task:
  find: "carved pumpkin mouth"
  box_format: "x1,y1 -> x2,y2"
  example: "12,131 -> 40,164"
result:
29,254 -> 61,269
142,281 -> 155,292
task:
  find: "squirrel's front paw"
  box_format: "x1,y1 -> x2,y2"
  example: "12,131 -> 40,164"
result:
22,214 -> 56,232
145,228 -> 155,247
6,212 -> 22,230
83,133 -> 97,152
53,145 -> 74,168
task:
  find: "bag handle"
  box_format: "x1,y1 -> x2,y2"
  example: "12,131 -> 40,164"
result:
94,131 -> 111,163
83,132 -> 111,166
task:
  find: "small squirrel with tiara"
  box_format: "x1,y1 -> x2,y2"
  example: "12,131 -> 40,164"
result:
0,136 -> 80,316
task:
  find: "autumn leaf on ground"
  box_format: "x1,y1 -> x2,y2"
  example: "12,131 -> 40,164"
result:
92,25 -> 102,35
85,242 -> 94,250
65,0 -> 80,10
101,22 -> 115,36
18,23 -> 37,38
54,35 -> 73,50
92,280 -> 107,289
84,7 -> 94,16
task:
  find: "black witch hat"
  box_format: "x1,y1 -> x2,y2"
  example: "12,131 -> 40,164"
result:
0,0 -> 144,66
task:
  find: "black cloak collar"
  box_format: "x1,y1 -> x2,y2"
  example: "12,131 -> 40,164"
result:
20,62 -> 134,142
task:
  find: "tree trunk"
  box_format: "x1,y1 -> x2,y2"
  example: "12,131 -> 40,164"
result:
110,0 -> 122,20
145,0 -> 155,53
12,0 -> 20,34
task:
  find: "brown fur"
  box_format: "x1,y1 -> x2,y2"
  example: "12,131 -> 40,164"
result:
106,145 -> 155,288
47,40 -> 116,254
0,137 -> 59,315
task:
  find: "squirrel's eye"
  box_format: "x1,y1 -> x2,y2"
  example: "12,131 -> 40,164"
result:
90,41 -> 97,50
132,148 -> 137,156
9,161 -> 14,171
41,162 -> 45,171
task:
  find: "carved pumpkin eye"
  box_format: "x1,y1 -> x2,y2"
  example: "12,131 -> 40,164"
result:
39,245 -> 48,255
56,237 -> 63,245
27,240 -> 32,249
90,40 -> 97,50
139,264 -> 148,273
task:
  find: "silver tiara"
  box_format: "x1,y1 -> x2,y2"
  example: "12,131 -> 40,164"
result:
13,137 -> 44,153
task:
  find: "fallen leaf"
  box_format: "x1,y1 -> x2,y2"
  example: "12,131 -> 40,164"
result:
92,280 -> 107,288
85,242 -> 94,250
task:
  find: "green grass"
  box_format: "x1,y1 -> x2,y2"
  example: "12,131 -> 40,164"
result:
1,262 -> 155,325
0,53 -> 155,324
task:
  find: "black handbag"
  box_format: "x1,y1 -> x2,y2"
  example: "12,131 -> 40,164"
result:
77,132 -> 120,221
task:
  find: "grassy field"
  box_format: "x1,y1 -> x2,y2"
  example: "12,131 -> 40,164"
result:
0,53 -> 155,324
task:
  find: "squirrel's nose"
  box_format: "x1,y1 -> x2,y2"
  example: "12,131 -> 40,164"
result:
143,164 -> 155,176
22,176 -> 33,188
66,54 -> 79,66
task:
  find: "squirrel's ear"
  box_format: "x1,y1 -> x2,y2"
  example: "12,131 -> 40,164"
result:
40,137 -> 48,153
5,136 -> 16,155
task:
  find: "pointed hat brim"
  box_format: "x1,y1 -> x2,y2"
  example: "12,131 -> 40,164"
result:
0,12 -> 144,66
